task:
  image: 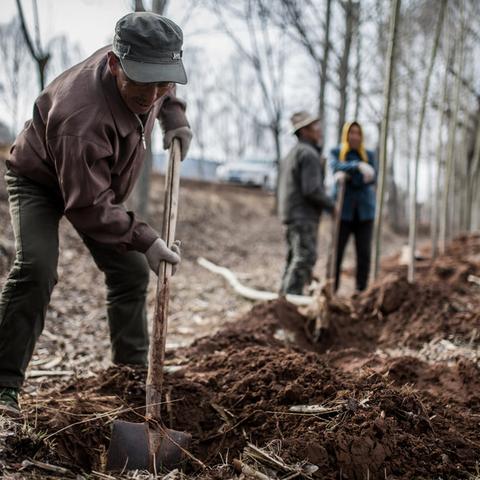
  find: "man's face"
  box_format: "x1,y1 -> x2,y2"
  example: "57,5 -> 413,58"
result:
108,52 -> 173,115
302,121 -> 323,145
348,124 -> 362,150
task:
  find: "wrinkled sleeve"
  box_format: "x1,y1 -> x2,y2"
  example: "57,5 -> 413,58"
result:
350,150 -> 378,188
299,150 -> 335,212
157,87 -> 190,133
49,135 -> 158,253
329,149 -> 360,173
366,151 -> 378,185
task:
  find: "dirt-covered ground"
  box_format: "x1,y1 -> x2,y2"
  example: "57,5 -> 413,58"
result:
1,164 -> 479,480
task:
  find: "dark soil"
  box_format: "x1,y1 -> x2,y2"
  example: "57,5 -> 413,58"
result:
3,234 -> 480,479
1,152 -> 480,479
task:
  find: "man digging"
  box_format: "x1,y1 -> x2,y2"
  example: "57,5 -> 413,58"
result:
0,12 -> 191,416
278,112 -> 336,295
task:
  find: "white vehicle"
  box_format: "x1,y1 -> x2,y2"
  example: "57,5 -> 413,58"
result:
216,159 -> 277,190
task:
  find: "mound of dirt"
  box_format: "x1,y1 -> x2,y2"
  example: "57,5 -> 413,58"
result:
9,337 -> 480,479
2,236 -> 480,479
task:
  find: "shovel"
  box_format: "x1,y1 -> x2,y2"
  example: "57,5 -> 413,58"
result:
106,138 -> 191,473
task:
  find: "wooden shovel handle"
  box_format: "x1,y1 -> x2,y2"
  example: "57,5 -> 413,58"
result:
146,138 -> 182,420
327,179 -> 346,289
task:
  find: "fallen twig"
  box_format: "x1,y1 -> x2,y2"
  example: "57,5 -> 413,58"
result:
91,471 -> 117,479
27,369 -> 74,378
233,459 -> 271,480
468,274 -> 480,286
21,459 -> 71,476
289,404 -> 343,415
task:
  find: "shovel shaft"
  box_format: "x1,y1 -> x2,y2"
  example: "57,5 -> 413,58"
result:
327,179 -> 346,289
146,139 -> 182,420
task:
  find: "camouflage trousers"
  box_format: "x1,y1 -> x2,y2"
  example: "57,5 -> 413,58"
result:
280,221 -> 318,295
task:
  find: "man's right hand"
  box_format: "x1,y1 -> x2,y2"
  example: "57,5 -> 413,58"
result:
145,238 -> 181,275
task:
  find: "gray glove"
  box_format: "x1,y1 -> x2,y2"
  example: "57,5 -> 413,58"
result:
163,126 -> 192,161
334,171 -> 348,183
357,162 -> 375,183
145,239 -> 181,275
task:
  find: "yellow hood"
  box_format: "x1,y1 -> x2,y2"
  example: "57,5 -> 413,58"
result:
339,122 -> 368,163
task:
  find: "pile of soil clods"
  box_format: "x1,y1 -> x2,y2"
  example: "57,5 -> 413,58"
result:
13,333 -> 480,479
323,235 -> 480,352
5,234 -> 480,479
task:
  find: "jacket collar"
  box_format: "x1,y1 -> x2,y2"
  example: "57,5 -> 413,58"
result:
299,138 -> 323,154
101,58 -> 141,137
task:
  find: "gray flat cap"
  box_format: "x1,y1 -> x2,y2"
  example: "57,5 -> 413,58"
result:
113,12 -> 187,84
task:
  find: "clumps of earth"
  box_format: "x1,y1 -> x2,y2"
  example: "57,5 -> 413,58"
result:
2,235 -> 480,479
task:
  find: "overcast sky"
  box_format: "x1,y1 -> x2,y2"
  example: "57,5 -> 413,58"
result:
0,1 -> 241,154
0,1 -> 224,58
0,0 -> 436,200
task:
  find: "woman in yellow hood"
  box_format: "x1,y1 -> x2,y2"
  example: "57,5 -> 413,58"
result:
329,121 -> 377,293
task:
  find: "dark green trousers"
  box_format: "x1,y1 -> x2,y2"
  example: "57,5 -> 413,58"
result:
0,171 -> 150,388
280,221 -> 318,295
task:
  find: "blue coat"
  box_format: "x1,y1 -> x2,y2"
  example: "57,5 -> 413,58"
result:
329,147 -> 377,222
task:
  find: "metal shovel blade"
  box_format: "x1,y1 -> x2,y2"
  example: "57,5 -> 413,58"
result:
106,420 -> 191,472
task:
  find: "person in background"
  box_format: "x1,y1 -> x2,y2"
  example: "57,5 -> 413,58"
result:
330,121 -> 376,293
278,111 -> 335,295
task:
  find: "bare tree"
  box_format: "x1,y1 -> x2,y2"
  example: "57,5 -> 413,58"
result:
439,3 -> 466,254
215,52 -> 258,160
470,117 -> 480,230
431,33 -> 454,259
336,0 -> 355,141
257,0 -> 333,128
210,0 -> 287,195
372,0 -> 401,280
15,0 -> 50,91
353,0 -> 362,120
320,0 -> 333,126
407,0 -> 446,282
181,47 -> 217,176
0,18 -> 33,134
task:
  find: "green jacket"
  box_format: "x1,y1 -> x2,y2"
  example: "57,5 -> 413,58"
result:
277,140 -> 334,224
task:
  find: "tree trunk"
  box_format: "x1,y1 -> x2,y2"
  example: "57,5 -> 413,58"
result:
152,0 -> 168,13
407,0 -> 446,282
272,122 -> 282,211
439,7 -> 466,254
404,71 -> 413,213
432,37 -> 452,258
15,0 -> 49,91
387,129 -> 399,230
337,0 -> 354,142
469,119 -> 480,230
318,0 -> 332,127
353,1 -> 361,121
459,124 -> 469,232
372,0 -> 401,280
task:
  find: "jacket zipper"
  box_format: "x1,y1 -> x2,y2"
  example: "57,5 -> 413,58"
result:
135,114 -> 146,150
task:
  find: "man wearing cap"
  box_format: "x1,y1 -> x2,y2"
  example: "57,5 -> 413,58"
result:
0,12 -> 191,415
278,112 -> 335,295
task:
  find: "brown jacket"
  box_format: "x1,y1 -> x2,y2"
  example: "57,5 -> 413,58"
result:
7,46 -> 189,253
